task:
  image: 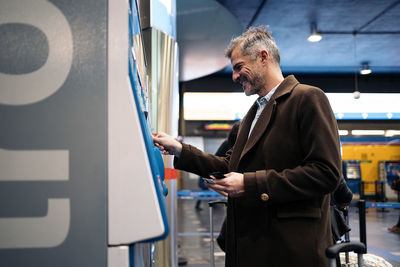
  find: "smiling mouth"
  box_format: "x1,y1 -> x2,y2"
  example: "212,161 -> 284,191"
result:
240,76 -> 248,86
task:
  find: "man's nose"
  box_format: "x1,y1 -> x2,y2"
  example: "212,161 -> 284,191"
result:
232,71 -> 239,83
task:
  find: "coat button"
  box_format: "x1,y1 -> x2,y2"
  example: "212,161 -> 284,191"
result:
260,193 -> 269,202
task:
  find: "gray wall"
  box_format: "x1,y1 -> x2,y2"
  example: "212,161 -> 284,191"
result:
0,0 -> 108,266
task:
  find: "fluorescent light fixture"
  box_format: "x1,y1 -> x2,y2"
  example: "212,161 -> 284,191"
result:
183,92 -> 258,120
307,23 -> 322,42
339,130 -> 349,136
325,93 -> 400,120
385,130 -> 400,137
351,130 -> 385,136
360,62 -> 371,75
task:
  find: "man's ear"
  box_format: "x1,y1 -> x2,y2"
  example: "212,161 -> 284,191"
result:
260,50 -> 269,64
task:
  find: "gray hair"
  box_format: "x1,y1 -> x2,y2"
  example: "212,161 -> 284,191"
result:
225,26 -> 280,65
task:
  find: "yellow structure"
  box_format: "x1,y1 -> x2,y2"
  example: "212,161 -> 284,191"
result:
342,144 -> 400,193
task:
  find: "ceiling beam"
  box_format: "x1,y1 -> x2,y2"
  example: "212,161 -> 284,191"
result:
247,0 -> 268,28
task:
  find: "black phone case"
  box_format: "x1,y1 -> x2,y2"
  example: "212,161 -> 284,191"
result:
209,172 -> 225,179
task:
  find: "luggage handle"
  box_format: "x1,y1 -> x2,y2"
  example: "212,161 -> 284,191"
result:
326,241 -> 366,267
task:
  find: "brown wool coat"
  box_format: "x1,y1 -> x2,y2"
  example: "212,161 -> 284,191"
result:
175,75 -> 341,267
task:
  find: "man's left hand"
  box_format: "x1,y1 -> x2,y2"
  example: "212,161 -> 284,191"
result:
207,172 -> 245,198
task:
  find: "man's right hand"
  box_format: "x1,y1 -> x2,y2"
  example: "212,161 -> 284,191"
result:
152,132 -> 183,157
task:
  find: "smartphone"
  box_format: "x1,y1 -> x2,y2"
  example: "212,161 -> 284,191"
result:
202,177 -> 216,184
209,171 -> 226,179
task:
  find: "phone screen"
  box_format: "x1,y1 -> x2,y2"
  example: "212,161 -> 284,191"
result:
202,177 -> 215,184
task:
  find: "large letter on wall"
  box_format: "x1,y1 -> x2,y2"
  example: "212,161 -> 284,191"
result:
0,199 -> 70,249
0,0 -> 72,249
0,0 -> 73,105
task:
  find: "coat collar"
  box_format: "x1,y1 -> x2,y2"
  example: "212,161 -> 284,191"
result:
271,75 -> 298,100
230,75 -> 300,168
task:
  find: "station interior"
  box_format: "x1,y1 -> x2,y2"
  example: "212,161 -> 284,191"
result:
1,0 -> 400,266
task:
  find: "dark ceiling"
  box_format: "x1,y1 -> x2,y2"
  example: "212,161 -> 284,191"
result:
218,0 -> 400,73
177,0 -> 400,81
216,0 -> 400,74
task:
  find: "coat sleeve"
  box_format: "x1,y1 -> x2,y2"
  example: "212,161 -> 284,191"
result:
333,177 -> 353,205
244,87 -> 341,203
173,143 -> 230,178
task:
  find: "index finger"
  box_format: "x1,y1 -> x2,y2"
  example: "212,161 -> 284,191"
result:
207,183 -> 228,197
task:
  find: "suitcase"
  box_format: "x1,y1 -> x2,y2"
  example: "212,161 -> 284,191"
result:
208,200 -> 227,267
326,200 -> 393,267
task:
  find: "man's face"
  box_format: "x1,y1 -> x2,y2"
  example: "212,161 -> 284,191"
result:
230,47 -> 265,96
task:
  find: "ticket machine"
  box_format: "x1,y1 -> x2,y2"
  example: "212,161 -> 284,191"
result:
108,0 -> 170,264
343,160 -> 362,195
379,161 -> 400,201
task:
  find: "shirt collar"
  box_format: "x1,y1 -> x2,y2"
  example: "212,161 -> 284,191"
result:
256,83 -> 280,108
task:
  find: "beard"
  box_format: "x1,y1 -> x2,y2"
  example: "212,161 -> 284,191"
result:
242,72 -> 265,96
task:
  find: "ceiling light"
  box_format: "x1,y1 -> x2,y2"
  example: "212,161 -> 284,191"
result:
308,32 -> 322,42
360,62 -> 371,75
351,130 -> 385,136
307,23 -> 322,42
353,90 -> 360,99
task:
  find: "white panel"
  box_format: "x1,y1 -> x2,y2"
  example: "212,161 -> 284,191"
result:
0,149 -> 69,181
108,246 -> 130,267
108,0 -> 165,245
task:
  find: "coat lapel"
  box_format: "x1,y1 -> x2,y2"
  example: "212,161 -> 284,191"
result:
229,102 -> 257,170
240,100 -> 276,161
238,75 -> 299,163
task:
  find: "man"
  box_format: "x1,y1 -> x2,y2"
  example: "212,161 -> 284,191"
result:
153,26 -> 341,267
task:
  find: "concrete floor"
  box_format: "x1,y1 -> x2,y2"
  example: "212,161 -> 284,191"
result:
177,198 -> 400,267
